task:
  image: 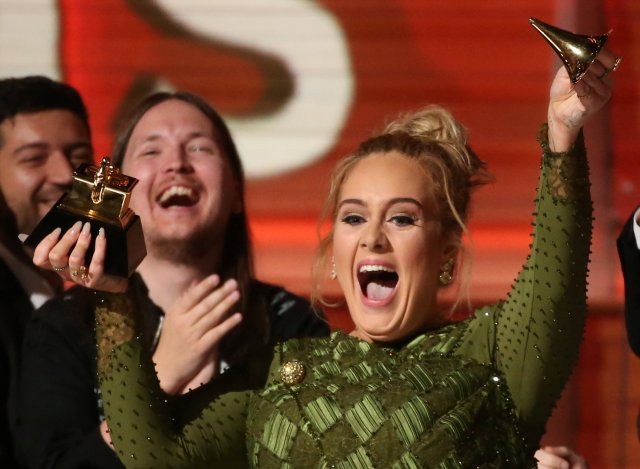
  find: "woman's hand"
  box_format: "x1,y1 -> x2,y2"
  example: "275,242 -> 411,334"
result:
547,48 -> 620,151
152,274 -> 242,395
535,446 -> 589,469
32,221 -> 128,293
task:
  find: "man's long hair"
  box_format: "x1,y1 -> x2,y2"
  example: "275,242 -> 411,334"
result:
112,92 -> 267,364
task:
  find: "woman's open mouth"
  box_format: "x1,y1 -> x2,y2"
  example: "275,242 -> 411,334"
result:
357,264 -> 398,304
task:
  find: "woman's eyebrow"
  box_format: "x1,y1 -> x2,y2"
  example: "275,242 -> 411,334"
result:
338,197 -> 423,210
337,198 -> 365,209
388,197 -> 423,208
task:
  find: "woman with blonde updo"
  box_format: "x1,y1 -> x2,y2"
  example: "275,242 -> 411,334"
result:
312,104 -> 492,322
35,52 -> 617,468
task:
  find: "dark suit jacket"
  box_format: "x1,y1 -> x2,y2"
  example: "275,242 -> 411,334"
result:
0,258 -> 33,468
617,209 -> 640,357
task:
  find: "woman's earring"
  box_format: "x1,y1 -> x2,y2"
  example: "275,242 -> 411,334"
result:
331,256 -> 337,280
439,259 -> 454,285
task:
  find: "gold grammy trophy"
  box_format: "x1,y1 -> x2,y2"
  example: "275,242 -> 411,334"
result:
530,17 -> 609,83
24,157 -> 146,278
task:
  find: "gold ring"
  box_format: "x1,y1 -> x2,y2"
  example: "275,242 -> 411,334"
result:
612,56 -> 622,72
71,265 -> 87,279
52,265 -> 67,272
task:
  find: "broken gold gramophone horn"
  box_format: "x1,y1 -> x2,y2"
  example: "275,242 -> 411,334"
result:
530,17 -> 609,83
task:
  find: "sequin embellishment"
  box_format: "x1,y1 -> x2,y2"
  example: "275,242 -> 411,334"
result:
280,359 -> 306,385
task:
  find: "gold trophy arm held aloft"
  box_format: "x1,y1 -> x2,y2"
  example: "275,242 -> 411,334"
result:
530,17 -> 609,83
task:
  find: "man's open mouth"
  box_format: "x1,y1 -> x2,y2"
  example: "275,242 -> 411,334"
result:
157,185 -> 198,208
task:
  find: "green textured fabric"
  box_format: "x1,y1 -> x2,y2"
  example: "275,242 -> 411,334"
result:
97,127 -> 591,468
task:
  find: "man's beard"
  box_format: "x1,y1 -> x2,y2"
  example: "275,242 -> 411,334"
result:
146,228 -> 220,266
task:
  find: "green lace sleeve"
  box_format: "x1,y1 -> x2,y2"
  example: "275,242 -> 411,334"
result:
456,124 -> 592,447
95,292 -> 252,468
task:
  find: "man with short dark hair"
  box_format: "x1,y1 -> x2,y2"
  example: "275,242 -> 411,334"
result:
0,76 -> 93,467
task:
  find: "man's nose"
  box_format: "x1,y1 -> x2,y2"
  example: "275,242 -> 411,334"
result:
164,146 -> 193,173
47,151 -> 75,187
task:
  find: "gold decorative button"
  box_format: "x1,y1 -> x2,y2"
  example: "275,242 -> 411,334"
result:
280,359 -> 306,385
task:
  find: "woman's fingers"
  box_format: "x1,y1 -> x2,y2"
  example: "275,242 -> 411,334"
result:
33,221 -> 84,279
32,227 -> 62,269
68,222 -> 91,281
84,230 -> 128,292
49,221 -> 83,266
588,59 -> 612,82
594,47 -> 621,72
576,75 -> 609,105
572,50 -> 618,102
535,446 -> 588,469
85,227 -> 105,282
30,222 -> 128,292
534,448 -> 569,469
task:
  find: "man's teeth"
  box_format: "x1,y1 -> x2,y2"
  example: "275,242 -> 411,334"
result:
159,186 -> 194,203
359,265 -> 395,273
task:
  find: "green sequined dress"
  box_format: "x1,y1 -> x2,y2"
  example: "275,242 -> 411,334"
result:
96,127 -> 592,468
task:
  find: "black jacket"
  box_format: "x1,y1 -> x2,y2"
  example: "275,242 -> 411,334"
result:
0,258 -> 34,469
617,208 -> 640,357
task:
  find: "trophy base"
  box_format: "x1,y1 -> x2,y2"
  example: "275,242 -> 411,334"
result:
24,203 -> 146,278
